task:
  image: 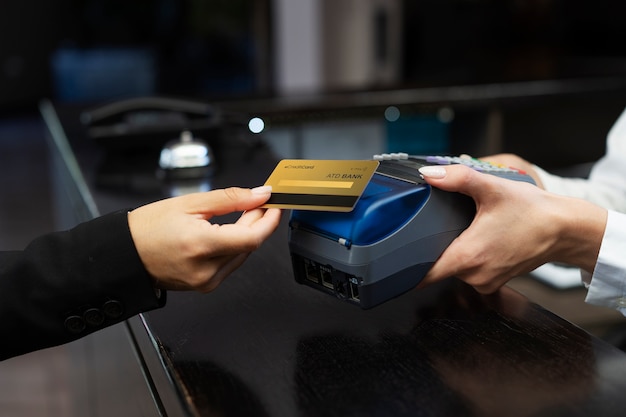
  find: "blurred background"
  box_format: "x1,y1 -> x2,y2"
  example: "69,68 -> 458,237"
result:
3,0 -> 626,166
3,1 -> 626,414
3,0 -> 626,105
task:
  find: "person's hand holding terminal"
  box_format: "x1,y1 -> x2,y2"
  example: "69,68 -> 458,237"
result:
418,164 -> 607,293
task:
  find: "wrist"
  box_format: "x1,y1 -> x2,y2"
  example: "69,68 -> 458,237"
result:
556,197 -> 607,272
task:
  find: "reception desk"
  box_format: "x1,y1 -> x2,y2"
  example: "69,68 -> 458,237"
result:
41,99 -> 626,417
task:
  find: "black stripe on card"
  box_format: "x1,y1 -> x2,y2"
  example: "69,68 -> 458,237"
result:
266,193 -> 358,208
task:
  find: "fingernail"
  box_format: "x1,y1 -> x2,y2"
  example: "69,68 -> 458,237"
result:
251,185 -> 272,195
418,166 -> 447,179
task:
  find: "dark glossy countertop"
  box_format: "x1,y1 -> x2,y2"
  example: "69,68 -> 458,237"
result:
42,99 -> 626,417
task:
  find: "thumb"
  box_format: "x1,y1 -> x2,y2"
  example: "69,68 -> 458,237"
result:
183,186 -> 273,218
419,164 -> 493,199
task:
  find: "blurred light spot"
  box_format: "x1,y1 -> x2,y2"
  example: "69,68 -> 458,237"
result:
437,107 -> 455,123
384,106 -> 400,122
248,117 -> 265,133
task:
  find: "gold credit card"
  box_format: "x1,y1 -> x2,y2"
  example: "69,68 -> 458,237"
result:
262,159 -> 380,211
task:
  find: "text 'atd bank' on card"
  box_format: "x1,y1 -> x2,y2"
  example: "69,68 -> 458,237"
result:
262,159 -> 380,212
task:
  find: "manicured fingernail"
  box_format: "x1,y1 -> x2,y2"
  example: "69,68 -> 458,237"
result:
419,166 -> 447,179
251,185 -> 272,195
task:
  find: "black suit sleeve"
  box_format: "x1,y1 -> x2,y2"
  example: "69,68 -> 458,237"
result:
0,210 -> 166,360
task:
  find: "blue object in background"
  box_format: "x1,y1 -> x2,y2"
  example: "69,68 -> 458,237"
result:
51,47 -> 156,102
385,113 -> 450,155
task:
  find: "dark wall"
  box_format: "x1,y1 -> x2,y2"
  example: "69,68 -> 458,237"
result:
0,1 -> 71,110
402,0 -> 626,87
0,0 -> 271,110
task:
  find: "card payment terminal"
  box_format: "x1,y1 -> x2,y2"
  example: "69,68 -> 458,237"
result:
288,154 -> 535,309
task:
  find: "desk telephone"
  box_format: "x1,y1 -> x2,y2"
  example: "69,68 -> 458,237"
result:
81,96 -> 222,151
288,153 -> 535,309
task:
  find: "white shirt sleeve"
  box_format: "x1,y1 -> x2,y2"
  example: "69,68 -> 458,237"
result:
585,210 -> 626,316
535,107 -> 626,212
529,108 -> 626,315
